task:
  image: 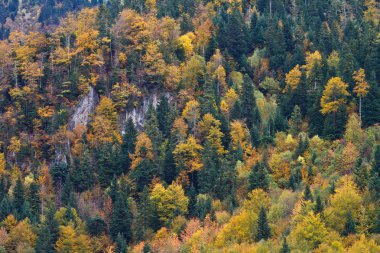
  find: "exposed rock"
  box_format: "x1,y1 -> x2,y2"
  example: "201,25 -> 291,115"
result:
69,86 -> 98,130
123,91 -> 172,131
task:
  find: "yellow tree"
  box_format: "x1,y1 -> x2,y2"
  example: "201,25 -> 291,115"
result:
0,153 -> 5,176
285,64 -> 302,91
150,182 -> 189,226
320,77 -> 350,117
352,68 -> 369,123
55,224 -> 91,253
230,120 -> 252,154
142,41 -> 166,87
303,51 -> 322,78
173,135 -> 203,174
182,99 -> 200,134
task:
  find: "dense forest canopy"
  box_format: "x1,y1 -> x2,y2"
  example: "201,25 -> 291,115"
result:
0,0 -> 380,252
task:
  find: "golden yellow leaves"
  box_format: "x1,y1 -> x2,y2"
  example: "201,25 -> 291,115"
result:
131,133 -> 154,170
320,77 -> 350,115
353,68 -> 369,98
285,64 -> 302,91
173,135 -> 203,173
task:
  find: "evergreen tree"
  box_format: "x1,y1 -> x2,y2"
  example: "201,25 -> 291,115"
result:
249,162 -> 269,191
115,233 -> 128,253
110,178 -> 132,242
303,184 -> 313,202
71,146 -> 94,192
353,158 -> 369,191
120,118 -> 137,173
279,237 -> 290,253
314,194 -> 323,213
343,211 -> 356,236
374,210 -> 380,233
13,177 -> 25,219
241,74 -> 260,130
36,205 -> 59,253
369,145 -> 380,199
289,105 -> 302,136
97,142 -> 118,188
157,96 -> 173,137
61,174 -> 73,205
28,182 -> 41,223
256,207 -> 270,241
0,195 -> 12,221
136,186 -> 157,240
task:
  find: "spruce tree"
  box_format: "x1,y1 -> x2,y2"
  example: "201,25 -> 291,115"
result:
0,195 -> 12,221
121,118 -> 137,173
314,194 -> 323,213
249,162 -> 269,191
36,206 -> 59,253
61,174 -> 73,205
13,177 -> 25,219
256,207 -> 270,241
279,237 -> 290,253
115,233 -> 128,253
374,210 -> 380,233
28,182 -> 41,223
343,211 -> 356,236
71,146 -> 94,192
353,158 -> 369,191
303,184 -> 313,202
110,178 -> 132,242
241,74 -> 259,130
369,145 -> 380,199
157,95 -> 172,137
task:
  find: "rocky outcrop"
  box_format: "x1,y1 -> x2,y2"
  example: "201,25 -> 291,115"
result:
69,86 -> 98,130
123,91 -> 172,131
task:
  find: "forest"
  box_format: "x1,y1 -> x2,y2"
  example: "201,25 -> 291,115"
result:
0,0 -> 380,252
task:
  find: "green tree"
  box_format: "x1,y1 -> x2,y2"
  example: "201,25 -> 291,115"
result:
369,145 -> 380,199
36,206 -> 59,253
13,177 -> 25,219
279,237 -> 290,253
249,162 -> 269,191
256,206 -> 270,241
120,118 -> 137,173
115,233 -> 128,253
289,105 -> 302,136
241,74 -> 260,129
110,177 -> 132,242
304,184 -> 313,202
343,211 -> 356,236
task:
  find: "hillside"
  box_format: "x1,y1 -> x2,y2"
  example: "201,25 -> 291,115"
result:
0,0 -> 380,252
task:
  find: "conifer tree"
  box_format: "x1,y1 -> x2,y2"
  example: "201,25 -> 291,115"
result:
28,182 -> 41,222
121,118 -> 137,173
249,162 -> 269,191
36,206 -> 59,253
0,195 -> 12,221
343,211 -> 356,236
314,194 -> 323,213
303,184 -> 313,202
241,74 -> 260,130
256,207 -> 270,241
110,178 -> 132,242
289,105 -> 302,136
369,145 -> 380,199
279,237 -> 290,253
115,233 -> 128,253
13,177 -> 25,218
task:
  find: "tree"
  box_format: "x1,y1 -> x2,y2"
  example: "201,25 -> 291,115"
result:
36,206 -> 59,253
115,233 -> 128,253
249,162 -> 269,191
55,224 -> 91,253
256,207 -> 270,241
110,178 -> 132,242
285,64 -> 302,91
353,68 -> 370,123
289,212 -> 328,251
13,177 -> 25,219
303,184 -> 313,202
289,105 -> 302,135
120,118 -> 137,173
343,211 -> 356,236
369,145 -> 380,199
142,41 -> 166,87
280,237 -> 290,253
320,77 -> 350,115
241,74 -> 259,129
150,182 -> 189,226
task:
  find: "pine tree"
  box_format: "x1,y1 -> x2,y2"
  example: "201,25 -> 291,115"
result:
36,206 -> 59,253
61,174 -> 73,205
110,178 -> 132,242
304,184 -> 314,202
343,211 -> 356,236
0,195 -> 12,221
314,194 -> 324,213
28,182 -> 41,223
256,207 -> 270,241
157,96 -> 173,137
136,186 -> 156,240
289,105 -> 302,136
353,158 -> 369,191
13,177 -> 25,219
115,233 -> 128,253
249,162 -> 269,191
374,210 -> 380,233
369,145 -> 380,199
241,74 -> 260,130
279,237 -> 290,253
120,118 -> 137,173
71,146 -> 94,192
98,143 -> 118,188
